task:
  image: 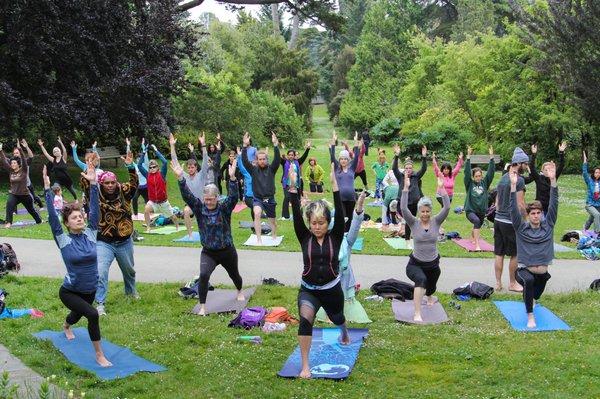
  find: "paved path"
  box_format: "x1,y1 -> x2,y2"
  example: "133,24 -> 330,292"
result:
7,238 -> 600,293
0,344 -> 62,397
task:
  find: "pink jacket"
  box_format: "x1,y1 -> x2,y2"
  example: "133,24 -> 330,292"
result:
433,157 -> 464,196
345,143 -> 366,174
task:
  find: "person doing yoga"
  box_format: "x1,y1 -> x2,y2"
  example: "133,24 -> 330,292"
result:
304,157 -> 325,193
464,146 -> 495,251
127,137 -> 150,216
509,162 -> 558,328
0,142 -> 43,228
393,144 -> 428,242
43,162 -> 111,367
526,142 -> 566,214
12,139 -> 44,208
38,137 -> 78,199
173,158 -> 244,317
330,131 -> 360,232
401,173 -> 450,322
432,150 -> 463,205
582,151 -> 600,233
288,164 -> 350,379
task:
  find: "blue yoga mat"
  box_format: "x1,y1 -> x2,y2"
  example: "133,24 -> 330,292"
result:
494,301 -> 571,332
278,328 -> 368,379
34,328 -> 167,380
351,237 -> 364,251
173,232 -> 201,242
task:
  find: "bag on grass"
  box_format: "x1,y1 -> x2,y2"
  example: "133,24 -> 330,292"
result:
0,243 -> 20,274
453,281 -> 494,299
228,307 -> 267,330
265,307 -> 298,324
590,279 -> 600,291
370,279 -> 414,301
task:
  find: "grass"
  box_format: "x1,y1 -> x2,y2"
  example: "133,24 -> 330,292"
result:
0,104 -> 591,259
0,275 -> 599,398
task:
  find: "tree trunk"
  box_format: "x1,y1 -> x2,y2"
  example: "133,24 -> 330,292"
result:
271,4 -> 280,35
288,12 -> 300,49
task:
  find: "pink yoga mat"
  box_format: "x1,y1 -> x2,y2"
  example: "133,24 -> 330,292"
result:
233,203 -> 248,213
452,238 -> 494,252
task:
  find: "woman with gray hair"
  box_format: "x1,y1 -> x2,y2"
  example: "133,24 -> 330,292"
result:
172,158 -> 244,317
401,174 -> 450,322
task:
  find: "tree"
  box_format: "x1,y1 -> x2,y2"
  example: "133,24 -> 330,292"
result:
0,0 -> 195,145
509,0 -> 600,153
327,45 -> 355,120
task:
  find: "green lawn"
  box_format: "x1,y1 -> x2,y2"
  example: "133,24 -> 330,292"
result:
0,104 -> 591,259
1,275 -> 599,398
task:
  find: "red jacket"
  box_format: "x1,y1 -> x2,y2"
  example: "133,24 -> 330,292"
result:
147,172 -> 167,202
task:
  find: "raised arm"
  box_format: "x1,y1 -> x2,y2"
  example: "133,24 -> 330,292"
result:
154,148 -> 168,179
433,179 -> 450,224
70,142 -> 87,171
169,133 -> 179,164
137,150 -> 148,178
556,149 -> 565,180
270,144 -> 281,174
57,137 -> 68,162
223,161 -> 240,212
508,166 -> 523,228
297,146 -> 310,165
288,167 -> 310,242
349,146 -> 359,172
37,139 -> 54,162
172,160 -> 202,210
432,154 -> 441,178
400,179 -> 417,227
21,139 -> 34,159
0,146 -> 9,171
463,158 -> 472,188
413,154 -> 427,179
484,158 -> 495,188
346,192 -> 366,247
392,154 -> 404,185
452,153 -> 464,178
329,166 -> 345,241
329,145 -> 339,169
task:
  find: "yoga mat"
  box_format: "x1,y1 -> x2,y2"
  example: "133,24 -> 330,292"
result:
33,328 -> 166,380
278,328 -> 369,379
143,226 -> 179,235
131,213 -> 159,221
191,287 -> 257,315
554,242 -> 575,252
15,208 -> 29,215
351,237 -> 364,251
239,221 -> 269,229
173,232 -> 201,242
361,221 -> 382,229
233,203 -> 248,213
392,298 -> 449,325
493,301 -> 571,332
383,237 -> 409,250
452,238 -> 494,252
3,220 -> 37,228
316,299 -> 372,324
243,234 -> 283,247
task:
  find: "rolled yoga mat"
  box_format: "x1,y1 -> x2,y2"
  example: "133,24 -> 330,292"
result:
243,234 -> 283,247
493,301 -> 571,332
191,287 -> 257,315
33,328 -> 166,380
392,298 -> 449,325
278,328 -> 369,380
452,238 -> 494,252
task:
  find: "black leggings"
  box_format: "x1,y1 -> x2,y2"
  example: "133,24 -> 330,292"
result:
309,182 -> 323,193
132,186 -> 149,215
298,282 -> 345,336
403,203 -> 419,240
406,255 -> 441,296
515,268 -> 551,313
354,170 -> 368,187
59,286 -> 100,341
466,212 -> 485,229
28,185 -> 44,207
199,246 -> 243,303
281,187 -> 291,219
5,193 -> 42,224
342,200 -> 355,232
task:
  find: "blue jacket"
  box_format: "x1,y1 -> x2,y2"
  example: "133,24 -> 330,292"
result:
582,163 -> 600,207
237,154 -> 253,198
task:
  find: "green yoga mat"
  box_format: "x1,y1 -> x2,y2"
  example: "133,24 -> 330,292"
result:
143,226 -> 179,235
383,237 -> 409,250
316,298 -> 372,324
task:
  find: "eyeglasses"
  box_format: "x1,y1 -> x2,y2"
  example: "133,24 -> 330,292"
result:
149,165 -> 158,170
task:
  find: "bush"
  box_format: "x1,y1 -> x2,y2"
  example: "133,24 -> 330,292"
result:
371,118 -> 402,144
398,120 -> 475,159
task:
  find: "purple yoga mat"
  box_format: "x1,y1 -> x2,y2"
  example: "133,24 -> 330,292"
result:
191,287 -> 256,315
452,238 -> 494,252
392,298 -> 449,325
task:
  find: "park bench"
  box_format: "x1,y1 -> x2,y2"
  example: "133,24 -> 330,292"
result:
469,154 -> 502,165
89,146 -> 123,167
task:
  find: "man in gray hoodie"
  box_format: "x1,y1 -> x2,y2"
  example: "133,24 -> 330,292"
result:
509,162 -> 558,328
493,147 -> 528,292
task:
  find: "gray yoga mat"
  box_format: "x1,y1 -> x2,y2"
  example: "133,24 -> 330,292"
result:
191,287 -> 256,315
392,298 -> 449,325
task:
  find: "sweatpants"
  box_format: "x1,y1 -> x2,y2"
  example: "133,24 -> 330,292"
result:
198,246 -> 243,304
5,193 -> 42,224
406,255 -> 441,296
515,268 -> 551,313
132,186 -> 149,215
297,282 -> 345,336
59,286 -> 101,341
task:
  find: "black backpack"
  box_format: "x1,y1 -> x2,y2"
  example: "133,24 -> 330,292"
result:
0,243 -> 20,276
453,281 -> 494,299
370,279 -> 414,301
590,279 -> 600,291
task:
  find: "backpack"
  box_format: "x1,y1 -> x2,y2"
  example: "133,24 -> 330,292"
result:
590,279 -> 600,291
0,243 -> 20,275
228,307 -> 267,330
453,281 -> 494,299
178,276 -> 214,299
370,279 -> 414,301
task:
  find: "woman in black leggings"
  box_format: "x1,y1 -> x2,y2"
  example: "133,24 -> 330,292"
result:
38,137 -> 77,199
288,164 -> 350,379
173,158 -> 243,316
0,143 -> 43,228
43,162 -> 111,367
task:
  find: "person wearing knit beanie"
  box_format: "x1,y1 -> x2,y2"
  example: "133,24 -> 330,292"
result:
511,147 -> 530,165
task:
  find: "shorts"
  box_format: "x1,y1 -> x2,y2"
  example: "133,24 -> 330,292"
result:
148,200 -> 174,217
494,220 -> 517,256
253,197 -> 276,219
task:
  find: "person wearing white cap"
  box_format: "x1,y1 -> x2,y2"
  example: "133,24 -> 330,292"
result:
329,131 -> 360,232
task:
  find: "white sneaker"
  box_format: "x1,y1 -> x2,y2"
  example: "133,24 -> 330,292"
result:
279,217 -> 290,221
97,304 -> 107,316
